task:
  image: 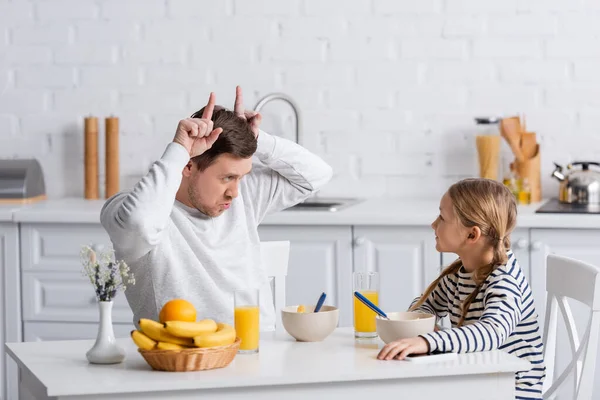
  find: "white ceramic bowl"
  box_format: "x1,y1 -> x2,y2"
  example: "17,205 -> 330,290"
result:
376,311 -> 435,344
281,305 -> 339,342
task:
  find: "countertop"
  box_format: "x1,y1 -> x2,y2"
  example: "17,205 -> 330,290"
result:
0,204 -> 21,222
6,197 -> 600,229
5,328 -> 529,398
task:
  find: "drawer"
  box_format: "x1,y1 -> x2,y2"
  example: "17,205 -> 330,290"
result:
24,321 -> 134,341
21,223 -> 111,272
22,271 -> 133,324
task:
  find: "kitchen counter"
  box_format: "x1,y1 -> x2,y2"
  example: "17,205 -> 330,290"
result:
8,197 -> 600,229
6,328 -> 529,400
0,204 -> 21,222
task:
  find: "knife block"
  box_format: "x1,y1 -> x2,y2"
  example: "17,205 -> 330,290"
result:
513,145 -> 541,203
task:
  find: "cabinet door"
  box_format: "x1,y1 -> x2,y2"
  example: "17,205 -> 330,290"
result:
0,223 -> 19,400
21,272 -> 133,323
258,225 -> 354,326
23,322 -> 134,342
530,228 -> 600,399
352,226 -> 439,315
20,224 -> 111,272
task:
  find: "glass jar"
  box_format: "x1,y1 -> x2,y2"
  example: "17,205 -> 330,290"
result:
475,117 -> 501,135
475,117 -> 502,181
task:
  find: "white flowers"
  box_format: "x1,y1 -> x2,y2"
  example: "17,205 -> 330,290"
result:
81,245 -> 135,302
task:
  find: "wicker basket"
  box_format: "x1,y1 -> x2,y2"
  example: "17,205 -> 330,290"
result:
139,338 -> 241,372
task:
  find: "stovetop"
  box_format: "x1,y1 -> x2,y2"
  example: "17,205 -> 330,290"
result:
536,198 -> 600,214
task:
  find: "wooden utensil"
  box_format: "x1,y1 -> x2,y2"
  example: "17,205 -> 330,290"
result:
500,116 -> 525,163
521,132 -> 537,160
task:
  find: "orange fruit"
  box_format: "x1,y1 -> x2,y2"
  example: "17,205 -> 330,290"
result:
158,299 -> 197,323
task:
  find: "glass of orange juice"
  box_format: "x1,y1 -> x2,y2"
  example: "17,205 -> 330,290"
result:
234,289 -> 260,354
353,271 -> 379,338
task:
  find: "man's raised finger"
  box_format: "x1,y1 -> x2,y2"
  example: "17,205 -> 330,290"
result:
202,92 -> 216,120
234,85 -> 245,117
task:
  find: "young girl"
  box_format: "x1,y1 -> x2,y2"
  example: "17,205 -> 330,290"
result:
378,178 -> 545,400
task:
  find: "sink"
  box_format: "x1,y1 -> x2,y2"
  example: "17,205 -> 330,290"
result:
286,198 -> 361,212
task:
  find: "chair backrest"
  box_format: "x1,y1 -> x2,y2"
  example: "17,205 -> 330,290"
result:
260,241 -> 290,330
543,254 -> 600,400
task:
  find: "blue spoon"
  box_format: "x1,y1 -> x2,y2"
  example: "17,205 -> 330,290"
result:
354,291 -> 390,320
314,292 -> 327,312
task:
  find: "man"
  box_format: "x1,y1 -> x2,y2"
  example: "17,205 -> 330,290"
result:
100,87 -> 332,331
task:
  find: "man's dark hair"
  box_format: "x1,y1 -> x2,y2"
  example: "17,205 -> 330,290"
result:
189,107 -> 257,171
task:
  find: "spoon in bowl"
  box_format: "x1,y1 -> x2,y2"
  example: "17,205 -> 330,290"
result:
314,292 -> 327,312
353,291 -> 390,320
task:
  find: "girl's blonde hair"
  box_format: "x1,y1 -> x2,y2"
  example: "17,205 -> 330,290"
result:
410,178 -> 517,326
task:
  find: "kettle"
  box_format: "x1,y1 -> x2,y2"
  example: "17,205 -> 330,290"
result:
551,162 -> 600,204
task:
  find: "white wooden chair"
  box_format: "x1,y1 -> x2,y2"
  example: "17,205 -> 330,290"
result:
543,254 -> 600,400
260,241 -> 290,331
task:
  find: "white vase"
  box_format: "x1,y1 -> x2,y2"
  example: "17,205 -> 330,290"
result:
86,300 -> 126,364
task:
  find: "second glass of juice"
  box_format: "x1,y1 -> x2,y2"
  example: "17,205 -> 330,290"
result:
234,289 -> 260,354
353,271 -> 379,339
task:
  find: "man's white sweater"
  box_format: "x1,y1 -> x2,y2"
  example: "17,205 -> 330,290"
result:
100,131 -> 333,331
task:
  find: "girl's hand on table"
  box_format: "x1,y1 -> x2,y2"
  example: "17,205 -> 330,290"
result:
377,336 -> 429,360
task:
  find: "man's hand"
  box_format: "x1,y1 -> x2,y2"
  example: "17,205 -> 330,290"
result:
377,336 -> 429,361
234,85 -> 261,138
173,92 -> 223,158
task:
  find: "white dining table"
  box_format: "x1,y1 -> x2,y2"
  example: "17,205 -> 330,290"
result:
6,327 -> 530,400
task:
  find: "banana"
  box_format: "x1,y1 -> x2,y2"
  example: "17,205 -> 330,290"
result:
164,319 -> 217,338
156,341 -> 188,350
193,323 -> 236,348
130,330 -> 156,351
297,305 -> 306,313
138,318 -> 193,346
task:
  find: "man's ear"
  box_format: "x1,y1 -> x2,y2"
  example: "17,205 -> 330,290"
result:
182,161 -> 194,178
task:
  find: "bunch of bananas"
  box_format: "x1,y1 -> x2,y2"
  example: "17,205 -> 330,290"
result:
131,318 -> 236,351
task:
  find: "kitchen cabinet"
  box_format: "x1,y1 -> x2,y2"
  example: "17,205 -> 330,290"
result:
17,223 -> 118,332
23,322 -> 133,342
257,225 -> 354,326
352,226 -> 439,315
1,223 -> 19,400
529,228 -> 600,400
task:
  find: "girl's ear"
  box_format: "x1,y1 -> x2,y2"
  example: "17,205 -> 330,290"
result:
467,226 -> 482,242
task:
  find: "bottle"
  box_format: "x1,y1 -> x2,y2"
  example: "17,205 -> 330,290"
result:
518,178 -> 531,205
502,161 -> 519,198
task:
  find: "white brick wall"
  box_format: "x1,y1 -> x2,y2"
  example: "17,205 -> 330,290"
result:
1,0 -> 598,199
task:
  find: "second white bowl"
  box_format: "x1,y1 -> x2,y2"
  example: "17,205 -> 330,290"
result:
376,311 -> 435,343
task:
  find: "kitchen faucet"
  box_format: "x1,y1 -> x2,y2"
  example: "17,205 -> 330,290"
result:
252,93 -> 361,211
253,93 -> 301,144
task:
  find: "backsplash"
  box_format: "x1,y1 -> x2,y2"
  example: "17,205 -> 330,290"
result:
2,0 -> 600,199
